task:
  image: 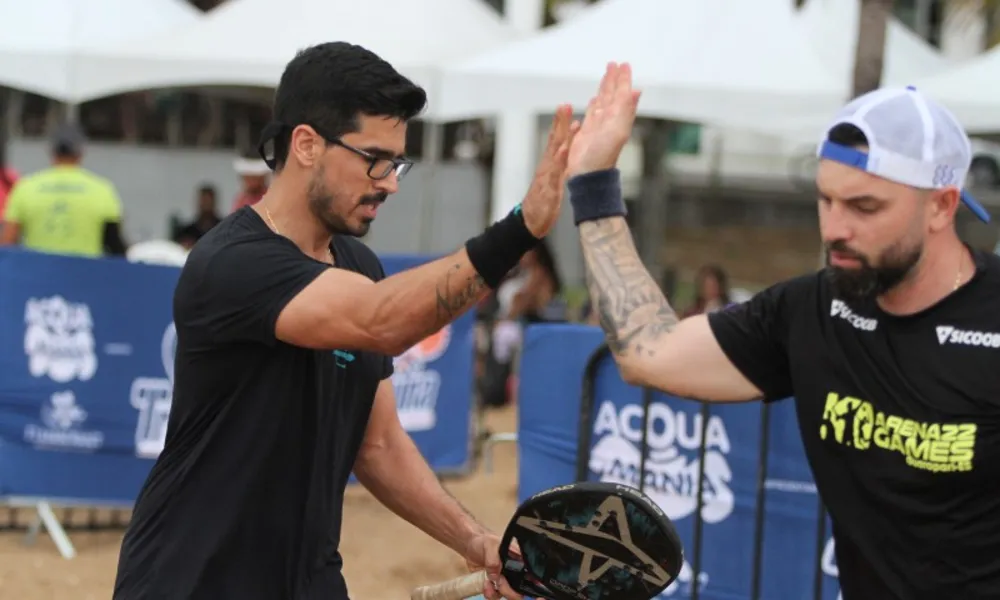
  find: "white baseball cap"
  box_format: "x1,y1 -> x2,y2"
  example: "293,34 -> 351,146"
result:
817,86 -> 990,223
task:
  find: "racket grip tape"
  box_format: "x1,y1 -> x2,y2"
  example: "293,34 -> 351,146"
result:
410,570 -> 488,600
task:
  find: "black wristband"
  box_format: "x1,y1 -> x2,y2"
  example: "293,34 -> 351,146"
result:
568,168 -> 627,225
465,206 -> 540,289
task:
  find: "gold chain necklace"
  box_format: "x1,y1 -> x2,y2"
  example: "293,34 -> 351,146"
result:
263,205 -> 333,264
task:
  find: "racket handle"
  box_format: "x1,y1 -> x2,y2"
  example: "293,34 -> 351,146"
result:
410,570 -> 488,600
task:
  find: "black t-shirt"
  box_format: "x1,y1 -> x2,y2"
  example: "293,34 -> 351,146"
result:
114,207 -> 393,600
709,249 -> 1000,600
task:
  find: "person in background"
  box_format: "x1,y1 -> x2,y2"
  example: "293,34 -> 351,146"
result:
0,123 -> 127,257
173,184 -> 222,249
480,239 -> 566,407
0,144 -> 19,218
505,239 -> 565,323
230,153 -> 270,212
682,264 -> 731,317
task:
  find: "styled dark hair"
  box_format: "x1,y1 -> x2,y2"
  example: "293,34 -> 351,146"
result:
267,42 -> 427,170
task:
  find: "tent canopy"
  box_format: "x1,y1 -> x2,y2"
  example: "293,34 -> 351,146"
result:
75,0 -> 516,118
438,0 -> 844,124
907,46 -> 1000,133
739,0 -> 952,142
0,0 -> 201,101
800,0 -> 950,87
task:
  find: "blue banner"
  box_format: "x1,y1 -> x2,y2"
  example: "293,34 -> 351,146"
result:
516,324 -> 843,600
0,249 -> 473,506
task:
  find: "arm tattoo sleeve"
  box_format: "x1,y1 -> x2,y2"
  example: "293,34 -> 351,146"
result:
579,218 -> 679,357
434,263 -> 488,322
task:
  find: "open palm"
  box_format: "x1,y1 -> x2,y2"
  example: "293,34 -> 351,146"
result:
567,62 -> 642,177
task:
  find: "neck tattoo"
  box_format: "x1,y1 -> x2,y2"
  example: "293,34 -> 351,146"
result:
263,205 -> 334,264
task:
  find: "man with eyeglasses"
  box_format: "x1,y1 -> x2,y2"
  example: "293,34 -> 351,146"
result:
113,42 -> 577,600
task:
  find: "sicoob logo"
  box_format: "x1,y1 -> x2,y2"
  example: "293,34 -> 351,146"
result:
392,326 -> 451,432
24,296 -> 98,382
935,325 -> 1000,348
830,299 -> 877,331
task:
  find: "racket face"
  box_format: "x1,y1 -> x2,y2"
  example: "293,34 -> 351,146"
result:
499,481 -> 683,600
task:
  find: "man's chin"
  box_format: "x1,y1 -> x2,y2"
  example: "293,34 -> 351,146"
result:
826,266 -> 876,302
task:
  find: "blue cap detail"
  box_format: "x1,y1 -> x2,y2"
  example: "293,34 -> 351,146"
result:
819,141 -> 991,223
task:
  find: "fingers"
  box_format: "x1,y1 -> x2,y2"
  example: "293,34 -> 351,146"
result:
482,575 -> 524,600
547,105 -> 573,154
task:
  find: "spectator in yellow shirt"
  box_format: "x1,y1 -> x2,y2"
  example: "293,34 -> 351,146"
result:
0,124 -> 127,258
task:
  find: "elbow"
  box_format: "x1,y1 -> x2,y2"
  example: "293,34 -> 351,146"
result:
615,356 -> 649,387
364,309 -> 413,357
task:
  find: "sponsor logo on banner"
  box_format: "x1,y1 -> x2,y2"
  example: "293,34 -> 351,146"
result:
589,400 -> 735,523
823,536 -> 843,600
589,400 -> 727,596
661,558 -> 710,597
23,390 -> 104,451
130,323 -> 175,459
392,326 -> 451,432
24,296 -> 98,382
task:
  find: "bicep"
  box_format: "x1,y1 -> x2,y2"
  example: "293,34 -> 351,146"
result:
625,315 -> 765,402
274,268 -> 385,351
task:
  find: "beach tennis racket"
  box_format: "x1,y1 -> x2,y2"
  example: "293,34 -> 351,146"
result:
410,481 -> 683,600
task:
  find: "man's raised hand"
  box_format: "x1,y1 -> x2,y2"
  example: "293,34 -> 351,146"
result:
520,104 -> 579,238
567,62 -> 641,177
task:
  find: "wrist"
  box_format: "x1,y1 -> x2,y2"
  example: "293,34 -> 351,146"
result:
465,206 -> 540,289
568,168 -> 627,225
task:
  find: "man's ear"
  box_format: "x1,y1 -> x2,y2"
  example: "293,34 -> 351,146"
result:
927,187 -> 960,233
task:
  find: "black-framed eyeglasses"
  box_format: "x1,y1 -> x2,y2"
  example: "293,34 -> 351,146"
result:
256,120 -> 414,180
330,138 -> 413,181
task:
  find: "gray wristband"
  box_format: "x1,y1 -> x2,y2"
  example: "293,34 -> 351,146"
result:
568,168 -> 627,225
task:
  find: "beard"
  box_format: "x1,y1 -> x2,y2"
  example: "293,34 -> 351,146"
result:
306,167 -> 386,237
824,239 -> 922,303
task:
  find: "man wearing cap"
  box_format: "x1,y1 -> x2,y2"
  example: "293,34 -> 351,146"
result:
230,153 -> 271,212
572,64 -> 1000,598
0,123 -> 128,257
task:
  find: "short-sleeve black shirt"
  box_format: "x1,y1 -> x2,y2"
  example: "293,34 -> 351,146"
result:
709,249 -> 1000,600
113,207 -> 393,600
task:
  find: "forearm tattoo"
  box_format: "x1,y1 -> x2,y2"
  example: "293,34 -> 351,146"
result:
580,218 -> 679,357
435,263 -> 488,322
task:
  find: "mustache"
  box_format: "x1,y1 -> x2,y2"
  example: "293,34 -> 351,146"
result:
826,240 -> 865,260
360,193 -> 387,206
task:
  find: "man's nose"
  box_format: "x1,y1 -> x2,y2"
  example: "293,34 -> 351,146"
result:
374,171 -> 399,195
819,201 -> 853,244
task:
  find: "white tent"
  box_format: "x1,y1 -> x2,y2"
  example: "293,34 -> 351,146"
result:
800,0 -> 950,88
0,0 -> 201,102
905,47 -> 1000,133
747,0 -> 952,142
438,0 -> 844,124
73,0 -> 516,119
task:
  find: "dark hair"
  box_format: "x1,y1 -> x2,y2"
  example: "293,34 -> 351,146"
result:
269,42 -> 427,170
532,238 -> 563,294
827,122 -> 868,147
197,184 -> 216,198
693,264 -> 730,311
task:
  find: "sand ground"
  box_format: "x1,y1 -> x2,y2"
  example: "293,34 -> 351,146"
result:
0,406 -> 519,600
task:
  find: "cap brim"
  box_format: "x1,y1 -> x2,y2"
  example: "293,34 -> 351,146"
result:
961,191 -> 991,223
